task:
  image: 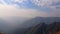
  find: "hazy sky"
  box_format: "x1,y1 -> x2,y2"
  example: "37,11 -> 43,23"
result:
0,0 -> 60,18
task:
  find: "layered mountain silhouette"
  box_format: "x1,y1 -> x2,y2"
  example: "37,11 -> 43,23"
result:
21,17 -> 60,28
0,17 -> 60,34
14,17 -> 60,34
27,22 -> 60,34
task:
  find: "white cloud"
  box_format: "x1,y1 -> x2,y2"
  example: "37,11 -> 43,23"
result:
0,0 -> 7,5
0,0 -> 27,8
31,0 -> 60,8
11,0 -> 27,3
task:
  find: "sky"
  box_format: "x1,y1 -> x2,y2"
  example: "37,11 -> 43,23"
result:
0,0 -> 60,18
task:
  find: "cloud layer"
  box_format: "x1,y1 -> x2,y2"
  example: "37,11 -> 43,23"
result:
11,0 -> 27,3
0,0 -> 60,18
31,0 -> 60,8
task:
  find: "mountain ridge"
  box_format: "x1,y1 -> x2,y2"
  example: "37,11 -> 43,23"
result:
20,17 -> 60,28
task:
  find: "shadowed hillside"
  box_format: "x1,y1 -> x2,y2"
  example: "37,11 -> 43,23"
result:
14,17 -> 60,34
27,22 -> 60,34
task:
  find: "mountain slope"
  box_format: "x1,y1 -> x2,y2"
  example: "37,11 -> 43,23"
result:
21,17 -> 60,28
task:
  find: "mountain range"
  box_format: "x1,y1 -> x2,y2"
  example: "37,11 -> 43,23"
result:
0,17 -> 60,34
21,17 -> 60,28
